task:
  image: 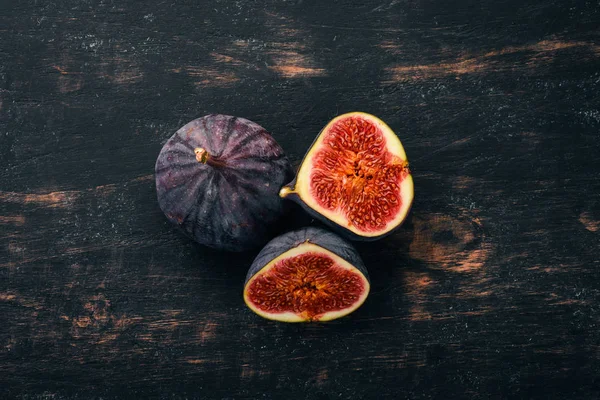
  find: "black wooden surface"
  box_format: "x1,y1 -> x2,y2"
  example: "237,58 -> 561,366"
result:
1,1 -> 599,399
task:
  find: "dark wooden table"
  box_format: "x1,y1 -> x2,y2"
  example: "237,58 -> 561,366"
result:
1,1 -> 599,399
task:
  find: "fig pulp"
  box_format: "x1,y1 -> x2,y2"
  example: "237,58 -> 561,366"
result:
280,112 -> 414,240
244,227 -> 370,322
155,115 -> 292,252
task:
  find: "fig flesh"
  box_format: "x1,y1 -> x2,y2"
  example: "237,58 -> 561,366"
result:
280,112 -> 413,240
244,227 -> 370,322
155,115 -> 292,252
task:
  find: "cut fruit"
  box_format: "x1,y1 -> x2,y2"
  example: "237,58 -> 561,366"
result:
280,112 -> 414,240
243,227 -> 370,322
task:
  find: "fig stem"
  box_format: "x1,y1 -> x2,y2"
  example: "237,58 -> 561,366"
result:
279,186 -> 296,198
194,147 -> 227,168
194,148 -> 209,163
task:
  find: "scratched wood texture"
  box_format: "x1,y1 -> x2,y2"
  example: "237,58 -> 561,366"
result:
1,0 -> 600,399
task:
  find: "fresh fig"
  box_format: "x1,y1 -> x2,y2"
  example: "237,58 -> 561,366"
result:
243,227 -> 370,322
280,112 -> 414,240
155,115 -> 293,252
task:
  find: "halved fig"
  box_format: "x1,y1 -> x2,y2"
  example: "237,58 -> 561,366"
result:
244,227 -> 370,322
155,115 -> 292,252
280,112 -> 413,240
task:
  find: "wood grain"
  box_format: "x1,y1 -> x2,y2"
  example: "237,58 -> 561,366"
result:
1,0 -> 599,399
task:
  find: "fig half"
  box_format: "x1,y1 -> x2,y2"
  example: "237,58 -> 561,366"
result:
280,112 -> 414,240
243,227 -> 370,322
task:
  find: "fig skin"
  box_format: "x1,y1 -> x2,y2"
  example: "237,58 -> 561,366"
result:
280,112 -> 414,241
155,114 -> 293,252
244,227 -> 370,322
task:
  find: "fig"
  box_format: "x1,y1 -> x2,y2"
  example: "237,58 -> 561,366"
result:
155,114 -> 292,252
280,112 -> 414,240
243,227 -> 370,322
